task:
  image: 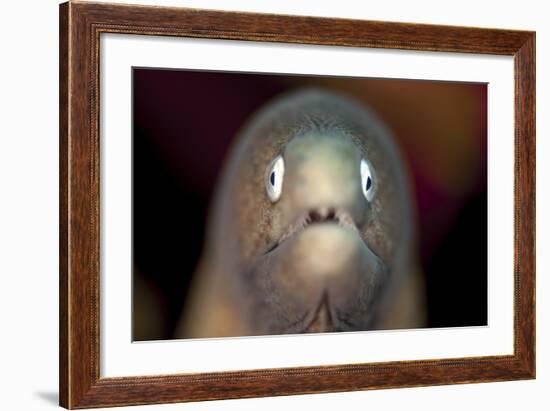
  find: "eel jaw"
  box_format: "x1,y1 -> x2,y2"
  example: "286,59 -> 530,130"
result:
255,207 -> 380,334
303,293 -> 334,333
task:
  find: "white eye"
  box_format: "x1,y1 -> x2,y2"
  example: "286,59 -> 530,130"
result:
360,158 -> 375,201
266,155 -> 285,202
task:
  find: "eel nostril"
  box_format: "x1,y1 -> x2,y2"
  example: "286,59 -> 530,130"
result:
309,209 -> 322,222
308,208 -> 338,223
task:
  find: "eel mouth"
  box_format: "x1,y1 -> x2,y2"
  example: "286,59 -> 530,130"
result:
265,207 -> 358,255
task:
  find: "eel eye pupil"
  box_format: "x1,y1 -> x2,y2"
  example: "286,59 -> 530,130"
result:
365,176 -> 372,191
270,171 -> 275,186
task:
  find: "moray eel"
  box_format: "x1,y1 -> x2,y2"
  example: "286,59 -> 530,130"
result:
177,89 -> 426,338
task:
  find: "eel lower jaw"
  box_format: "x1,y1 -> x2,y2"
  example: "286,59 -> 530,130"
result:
303,294 -> 334,333
264,207 -> 359,255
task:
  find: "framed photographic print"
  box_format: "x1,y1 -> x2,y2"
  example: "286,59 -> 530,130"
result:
59,1 -> 535,408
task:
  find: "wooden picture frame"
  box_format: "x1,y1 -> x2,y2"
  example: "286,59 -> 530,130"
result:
59,1 -> 535,408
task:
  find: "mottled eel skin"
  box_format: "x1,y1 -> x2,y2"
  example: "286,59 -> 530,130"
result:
177,89 -> 426,338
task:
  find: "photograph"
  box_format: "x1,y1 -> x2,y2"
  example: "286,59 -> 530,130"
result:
132,69 -> 488,341
0,0 -> 543,409
54,2 -> 536,408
